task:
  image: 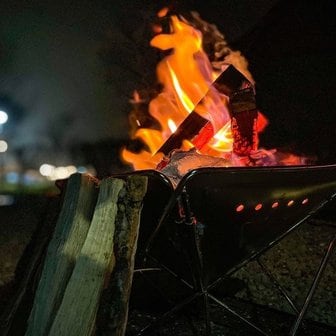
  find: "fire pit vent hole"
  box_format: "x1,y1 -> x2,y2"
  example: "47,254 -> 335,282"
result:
236,204 -> 245,212
302,198 -> 309,205
272,202 -> 279,209
255,203 -> 263,211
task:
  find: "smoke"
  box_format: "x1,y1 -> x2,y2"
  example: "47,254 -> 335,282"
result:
0,2 -> 129,167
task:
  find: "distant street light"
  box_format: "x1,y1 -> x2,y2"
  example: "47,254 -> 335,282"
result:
0,111 -> 8,125
0,140 -> 8,153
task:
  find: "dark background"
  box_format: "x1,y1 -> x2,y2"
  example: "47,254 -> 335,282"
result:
0,0 -> 335,178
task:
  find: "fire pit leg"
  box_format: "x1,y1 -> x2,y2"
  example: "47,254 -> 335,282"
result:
137,292 -> 202,336
181,189 -> 213,335
289,232 -> 336,336
191,222 -> 212,335
256,259 -> 299,314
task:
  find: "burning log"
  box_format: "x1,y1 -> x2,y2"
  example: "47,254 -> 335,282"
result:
156,111 -> 209,155
156,65 -> 254,156
228,87 -> 258,156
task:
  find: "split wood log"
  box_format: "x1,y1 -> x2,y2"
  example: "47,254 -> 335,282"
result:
48,177 -> 126,336
2,173 -> 147,336
97,175 -> 148,336
48,175 -> 148,336
25,173 -> 98,336
49,179 -> 124,336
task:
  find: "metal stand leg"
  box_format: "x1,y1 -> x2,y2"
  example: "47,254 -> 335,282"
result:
289,233 -> 336,336
208,294 -> 269,336
137,292 -> 202,336
257,259 -> 299,314
203,292 -> 211,335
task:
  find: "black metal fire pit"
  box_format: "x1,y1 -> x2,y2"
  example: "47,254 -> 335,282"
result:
118,164 -> 336,335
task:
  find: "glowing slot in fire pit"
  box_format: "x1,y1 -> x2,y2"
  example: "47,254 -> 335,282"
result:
271,201 -> 279,209
302,198 -> 309,205
235,204 -> 244,212
255,203 -> 263,211
287,200 -> 295,207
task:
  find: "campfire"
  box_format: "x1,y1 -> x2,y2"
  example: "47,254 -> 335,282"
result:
121,9 -> 308,184
2,6 -> 335,336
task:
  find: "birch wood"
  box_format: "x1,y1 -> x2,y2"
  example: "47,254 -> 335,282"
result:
48,177 -> 125,336
25,173 -> 98,336
97,175 -> 148,336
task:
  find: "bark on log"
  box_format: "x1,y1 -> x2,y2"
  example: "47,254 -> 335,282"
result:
25,173 -> 98,336
48,177 -> 125,336
97,175 -> 148,336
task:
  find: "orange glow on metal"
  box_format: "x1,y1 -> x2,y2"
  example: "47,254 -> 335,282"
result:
287,200 -> 295,207
255,203 -> 263,211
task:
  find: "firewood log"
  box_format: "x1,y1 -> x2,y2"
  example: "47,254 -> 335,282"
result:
48,177 -> 125,336
25,173 -> 98,336
96,175 -> 148,336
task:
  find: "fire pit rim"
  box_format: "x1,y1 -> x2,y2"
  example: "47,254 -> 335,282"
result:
120,164 -> 336,192
176,163 -> 336,188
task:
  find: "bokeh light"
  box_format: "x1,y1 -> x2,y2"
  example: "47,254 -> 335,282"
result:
0,111 -> 8,124
0,140 -> 8,152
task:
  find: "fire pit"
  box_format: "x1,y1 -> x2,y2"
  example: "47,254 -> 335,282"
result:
123,164 -> 336,335
144,165 -> 336,282
117,8 -> 336,335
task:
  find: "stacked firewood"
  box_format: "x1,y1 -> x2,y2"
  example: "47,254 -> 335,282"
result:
1,173 -> 147,336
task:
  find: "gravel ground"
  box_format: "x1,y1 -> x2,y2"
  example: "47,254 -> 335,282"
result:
127,300 -> 336,336
0,195 -> 50,288
234,220 -> 336,327
125,217 -> 336,335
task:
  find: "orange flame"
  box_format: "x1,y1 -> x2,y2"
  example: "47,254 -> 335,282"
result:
122,15 -> 243,170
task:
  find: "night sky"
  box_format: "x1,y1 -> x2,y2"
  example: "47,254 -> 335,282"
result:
0,1 -> 125,167
0,0 -> 335,171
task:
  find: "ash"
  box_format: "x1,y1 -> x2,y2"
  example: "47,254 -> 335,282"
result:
159,148 -> 309,187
